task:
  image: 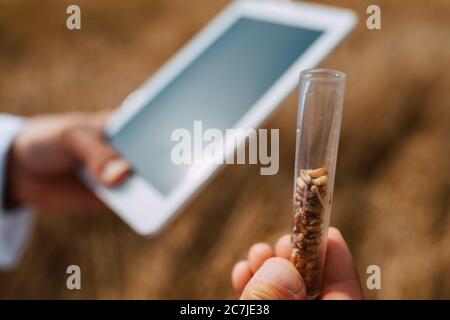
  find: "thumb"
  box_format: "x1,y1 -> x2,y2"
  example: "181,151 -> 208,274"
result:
64,118 -> 131,187
240,257 -> 306,300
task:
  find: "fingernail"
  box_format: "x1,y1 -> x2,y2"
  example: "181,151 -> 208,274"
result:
254,258 -> 305,299
100,159 -> 131,185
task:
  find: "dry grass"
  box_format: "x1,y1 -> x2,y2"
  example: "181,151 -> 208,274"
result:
0,0 -> 449,299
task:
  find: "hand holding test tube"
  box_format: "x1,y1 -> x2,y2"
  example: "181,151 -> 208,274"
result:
291,68 -> 346,299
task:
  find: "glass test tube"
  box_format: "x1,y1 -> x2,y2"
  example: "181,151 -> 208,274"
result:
291,68 -> 346,299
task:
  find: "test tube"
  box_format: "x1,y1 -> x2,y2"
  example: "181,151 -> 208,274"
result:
291,68 -> 346,299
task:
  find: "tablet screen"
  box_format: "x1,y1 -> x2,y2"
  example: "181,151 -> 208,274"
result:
110,17 -> 322,195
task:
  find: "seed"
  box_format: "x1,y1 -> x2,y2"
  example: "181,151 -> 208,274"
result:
296,177 -> 306,189
313,175 -> 328,186
296,188 -> 315,200
305,261 -> 319,270
291,166 -> 328,297
306,244 -> 320,253
292,232 -> 304,243
304,274 -> 316,283
299,169 -> 311,184
309,218 -> 322,226
295,260 -> 306,270
307,167 -> 327,178
305,237 -> 321,245
311,185 -> 326,208
304,205 -> 322,214
305,231 -> 322,239
304,225 -> 322,233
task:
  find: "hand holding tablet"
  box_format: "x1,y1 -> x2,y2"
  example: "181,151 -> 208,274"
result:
83,0 -> 357,235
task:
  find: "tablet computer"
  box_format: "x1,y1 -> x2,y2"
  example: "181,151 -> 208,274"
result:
83,0 -> 357,235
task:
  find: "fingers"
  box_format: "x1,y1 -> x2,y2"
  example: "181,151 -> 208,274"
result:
231,260 -> 253,295
89,110 -> 114,128
232,229 -> 363,300
232,243 -> 275,295
274,234 -> 291,260
321,227 -> 363,300
240,257 -> 306,300
235,237 -> 306,300
62,114 -> 131,187
248,243 -> 274,273
100,159 -> 131,186
232,236 -> 289,296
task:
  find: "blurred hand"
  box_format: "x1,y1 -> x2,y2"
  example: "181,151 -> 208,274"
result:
231,227 -> 363,300
5,111 -> 131,212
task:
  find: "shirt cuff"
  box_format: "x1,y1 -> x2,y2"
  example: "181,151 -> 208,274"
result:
0,114 -> 34,270
0,207 -> 34,270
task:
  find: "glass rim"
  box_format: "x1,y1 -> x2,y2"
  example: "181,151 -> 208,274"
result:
300,68 -> 346,82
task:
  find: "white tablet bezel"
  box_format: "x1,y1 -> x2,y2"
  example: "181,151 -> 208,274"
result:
85,0 -> 357,235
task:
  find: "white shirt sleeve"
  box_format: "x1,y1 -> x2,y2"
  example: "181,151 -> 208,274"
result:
0,114 -> 34,270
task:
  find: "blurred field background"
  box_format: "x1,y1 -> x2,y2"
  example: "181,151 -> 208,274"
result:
0,0 -> 449,299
